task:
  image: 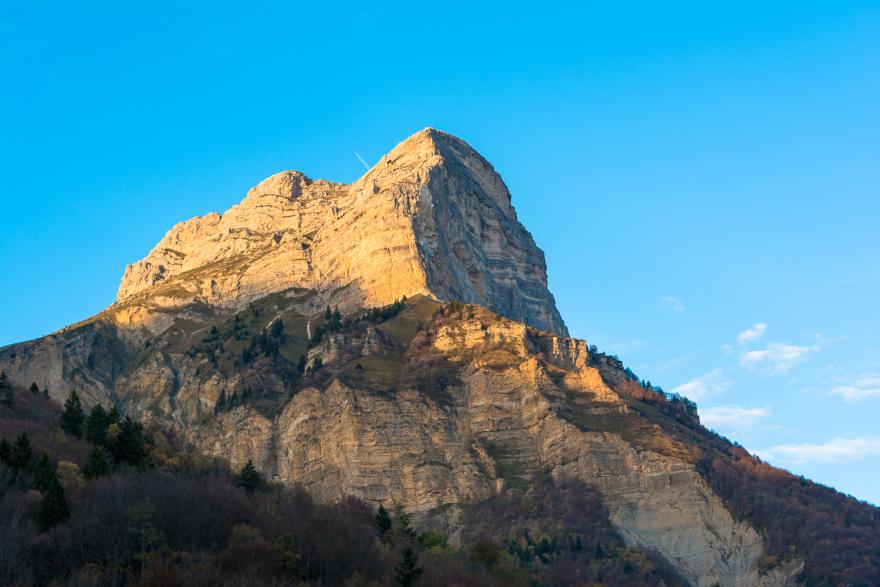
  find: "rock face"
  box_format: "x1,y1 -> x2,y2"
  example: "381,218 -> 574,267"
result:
0,129 -> 810,586
117,128 -> 568,336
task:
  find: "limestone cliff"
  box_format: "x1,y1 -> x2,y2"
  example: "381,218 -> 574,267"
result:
116,128 -> 567,336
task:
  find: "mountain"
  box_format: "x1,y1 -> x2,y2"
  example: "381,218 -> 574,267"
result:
1,129 -> 878,587
116,128 -> 567,336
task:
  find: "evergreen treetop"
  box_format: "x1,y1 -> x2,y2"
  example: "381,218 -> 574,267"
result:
32,453 -> 55,491
394,546 -> 423,587
37,472 -> 69,531
60,390 -> 86,437
375,504 -> 392,538
83,446 -> 110,480
11,431 -> 32,470
238,459 -> 262,494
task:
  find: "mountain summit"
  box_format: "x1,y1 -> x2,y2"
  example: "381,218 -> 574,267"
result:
117,128 -> 567,336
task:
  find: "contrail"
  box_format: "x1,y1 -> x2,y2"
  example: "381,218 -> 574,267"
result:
353,151 -> 370,170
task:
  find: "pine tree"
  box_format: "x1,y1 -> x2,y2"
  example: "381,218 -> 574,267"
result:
37,473 -> 69,531
324,306 -> 332,321
0,373 -> 12,403
32,453 -> 54,491
83,446 -> 110,479
0,438 -> 11,464
85,404 -> 109,445
0,373 -> 13,406
238,459 -> 262,494
60,390 -> 85,437
375,504 -> 392,538
0,387 -> 15,408
42,386 -> 49,400
11,432 -> 32,470
29,382 -> 40,395
113,416 -> 147,468
394,547 -> 423,587
296,354 -> 307,373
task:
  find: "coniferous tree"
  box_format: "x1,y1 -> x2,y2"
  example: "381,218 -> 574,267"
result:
375,504 -> 392,538
238,459 -> 262,494
37,473 -> 69,531
83,446 -> 110,479
42,386 -> 49,400
32,453 -> 54,491
0,438 -> 11,464
113,416 -> 147,468
29,382 -> 40,395
324,306 -> 332,321
85,404 -> 109,445
0,374 -> 11,406
11,432 -> 32,470
0,385 -> 13,408
394,547 -> 423,587
60,390 -> 85,437
296,354 -> 307,374
270,317 -> 284,339
107,406 -> 122,426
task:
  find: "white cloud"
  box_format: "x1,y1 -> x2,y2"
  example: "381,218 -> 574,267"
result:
756,437 -> 880,465
660,296 -> 686,313
740,342 -> 818,373
720,344 -> 733,354
671,368 -> 729,402
830,376 -> 880,403
701,405 -> 770,430
736,323 -> 767,345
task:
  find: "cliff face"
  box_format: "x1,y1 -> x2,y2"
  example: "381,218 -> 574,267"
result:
0,129 -> 816,586
116,128 -> 567,336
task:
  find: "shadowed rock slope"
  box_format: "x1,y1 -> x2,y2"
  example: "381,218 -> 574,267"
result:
2,130 -> 879,587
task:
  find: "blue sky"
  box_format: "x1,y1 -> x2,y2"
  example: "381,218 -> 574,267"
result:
1,1 -> 878,503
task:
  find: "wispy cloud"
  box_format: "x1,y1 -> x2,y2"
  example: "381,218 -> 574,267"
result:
736,323 -> 767,345
660,296 -> 686,313
830,375 -> 880,403
756,437 -> 880,465
740,342 -> 818,374
701,405 -> 770,430
671,368 -> 729,402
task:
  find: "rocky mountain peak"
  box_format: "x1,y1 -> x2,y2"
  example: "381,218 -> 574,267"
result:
115,129 -> 567,335
245,169 -> 313,200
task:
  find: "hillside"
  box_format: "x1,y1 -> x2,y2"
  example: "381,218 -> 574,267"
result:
0,379 -> 685,586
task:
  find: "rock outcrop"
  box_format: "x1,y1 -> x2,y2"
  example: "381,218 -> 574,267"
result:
116,128 -> 568,336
